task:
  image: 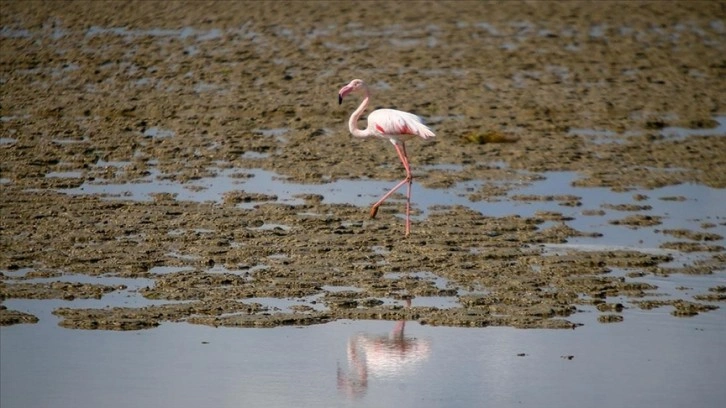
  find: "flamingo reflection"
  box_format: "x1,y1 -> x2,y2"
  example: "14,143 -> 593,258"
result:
337,299 -> 431,398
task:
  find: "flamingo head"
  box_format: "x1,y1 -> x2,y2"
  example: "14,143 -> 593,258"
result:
338,79 -> 366,105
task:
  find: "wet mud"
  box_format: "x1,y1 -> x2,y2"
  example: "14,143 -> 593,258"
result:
1,1 -> 725,330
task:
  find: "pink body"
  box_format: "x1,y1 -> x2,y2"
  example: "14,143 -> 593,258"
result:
338,79 -> 435,143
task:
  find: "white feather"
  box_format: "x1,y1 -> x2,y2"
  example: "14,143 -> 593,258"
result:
367,108 -> 435,140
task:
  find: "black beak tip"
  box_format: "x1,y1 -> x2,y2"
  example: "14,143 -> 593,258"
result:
338,94 -> 343,105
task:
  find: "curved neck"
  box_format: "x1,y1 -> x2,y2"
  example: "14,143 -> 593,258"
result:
348,88 -> 371,138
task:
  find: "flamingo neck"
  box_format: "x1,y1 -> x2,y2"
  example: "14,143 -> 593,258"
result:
348,89 -> 371,138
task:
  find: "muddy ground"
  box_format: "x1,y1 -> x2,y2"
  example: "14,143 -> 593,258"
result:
1,1 -> 725,330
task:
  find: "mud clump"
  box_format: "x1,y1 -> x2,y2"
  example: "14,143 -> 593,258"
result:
661,229 -> 723,242
598,314 -> 624,324
0,306 -> 39,326
694,286 -> 726,302
188,312 -> 335,328
53,299 -> 267,330
596,302 -> 625,313
632,300 -> 720,316
1,282 -> 120,301
609,215 -> 663,228
461,130 -> 519,145
660,242 -> 725,253
602,204 -> 652,212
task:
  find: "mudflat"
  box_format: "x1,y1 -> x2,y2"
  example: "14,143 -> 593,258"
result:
1,1 -> 724,329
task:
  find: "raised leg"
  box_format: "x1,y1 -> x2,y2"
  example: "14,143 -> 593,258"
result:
370,142 -> 413,236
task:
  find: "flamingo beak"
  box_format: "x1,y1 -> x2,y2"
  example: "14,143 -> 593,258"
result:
338,84 -> 353,105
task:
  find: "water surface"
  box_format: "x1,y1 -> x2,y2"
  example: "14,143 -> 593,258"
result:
2,305 -> 724,408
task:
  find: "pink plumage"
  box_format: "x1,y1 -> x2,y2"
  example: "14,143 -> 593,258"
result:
338,78 -> 435,236
369,109 -> 436,141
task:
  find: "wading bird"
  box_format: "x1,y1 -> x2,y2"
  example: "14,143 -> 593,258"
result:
338,79 -> 435,236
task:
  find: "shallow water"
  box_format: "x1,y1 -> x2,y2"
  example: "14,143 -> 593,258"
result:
48,164 -> 726,312
4,167 -> 726,406
2,304 -> 725,408
569,115 -> 726,143
60,167 -> 726,252
660,116 -> 726,140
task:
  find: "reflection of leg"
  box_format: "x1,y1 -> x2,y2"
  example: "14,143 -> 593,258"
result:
392,298 -> 411,339
345,337 -> 367,391
392,320 -> 406,340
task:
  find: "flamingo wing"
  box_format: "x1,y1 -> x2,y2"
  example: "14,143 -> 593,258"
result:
368,109 -> 435,140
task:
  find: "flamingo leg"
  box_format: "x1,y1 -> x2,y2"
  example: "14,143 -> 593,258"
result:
402,143 -> 412,235
370,142 -> 413,236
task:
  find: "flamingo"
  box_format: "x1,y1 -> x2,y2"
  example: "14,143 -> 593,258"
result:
338,79 -> 435,236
